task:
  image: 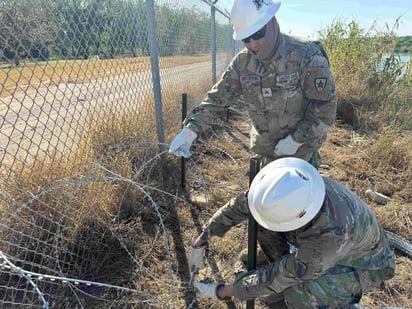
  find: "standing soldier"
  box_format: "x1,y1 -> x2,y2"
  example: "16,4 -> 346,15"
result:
190,158 -> 395,308
169,0 -> 337,169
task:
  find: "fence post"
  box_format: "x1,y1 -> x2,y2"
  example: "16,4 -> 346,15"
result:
181,93 -> 188,188
211,3 -> 217,85
146,0 -> 165,148
247,157 -> 260,309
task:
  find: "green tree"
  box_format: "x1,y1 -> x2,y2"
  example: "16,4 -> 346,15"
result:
0,0 -> 55,63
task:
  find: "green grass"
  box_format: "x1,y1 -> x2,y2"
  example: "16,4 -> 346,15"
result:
319,19 -> 412,131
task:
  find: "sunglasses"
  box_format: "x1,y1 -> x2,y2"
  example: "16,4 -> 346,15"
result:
242,26 -> 266,43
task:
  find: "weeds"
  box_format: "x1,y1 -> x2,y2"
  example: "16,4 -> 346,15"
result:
319,18 -> 411,131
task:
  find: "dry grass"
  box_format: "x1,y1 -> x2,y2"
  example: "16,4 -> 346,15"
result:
320,123 -> 412,241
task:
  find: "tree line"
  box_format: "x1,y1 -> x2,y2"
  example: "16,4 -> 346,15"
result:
395,36 -> 412,54
0,0 -> 233,63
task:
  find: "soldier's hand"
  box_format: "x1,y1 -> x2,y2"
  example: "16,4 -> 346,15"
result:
274,134 -> 303,156
189,237 -> 206,272
169,127 -> 197,158
193,282 -> 222,300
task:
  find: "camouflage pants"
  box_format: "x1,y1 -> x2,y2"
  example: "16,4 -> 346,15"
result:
234,265 -> 363,308
281,265 -> 362,308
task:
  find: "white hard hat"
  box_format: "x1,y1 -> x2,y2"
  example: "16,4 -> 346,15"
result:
230,0 -> 281,40
248,158 -> 325,232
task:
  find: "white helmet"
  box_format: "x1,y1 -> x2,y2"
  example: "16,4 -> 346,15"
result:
230,0 -> 281,40
248,158 -> 325,232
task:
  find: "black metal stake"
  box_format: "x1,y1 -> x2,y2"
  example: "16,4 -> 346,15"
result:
247,157 -> 260,309
181,93 -> 187,188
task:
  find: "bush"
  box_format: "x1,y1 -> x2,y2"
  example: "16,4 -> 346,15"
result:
319,19 -> 411,131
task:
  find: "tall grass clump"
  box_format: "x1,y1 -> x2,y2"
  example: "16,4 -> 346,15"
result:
319,19 -> 411,131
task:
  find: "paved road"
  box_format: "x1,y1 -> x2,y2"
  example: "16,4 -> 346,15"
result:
0,58 -> 230,168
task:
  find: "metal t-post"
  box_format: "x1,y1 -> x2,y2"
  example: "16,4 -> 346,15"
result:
181,93 -> 188,188
247,157 -> 260,309
146,0 -> 165,148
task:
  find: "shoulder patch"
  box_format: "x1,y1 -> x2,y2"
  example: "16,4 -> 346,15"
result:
315,78 -> 327,92
304,67 -> 334,101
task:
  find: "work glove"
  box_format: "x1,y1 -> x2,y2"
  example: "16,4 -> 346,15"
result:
189,237 -> 206,272
169,127 -> 197,158
274,134 -> 303,156
193,282 -> 223,300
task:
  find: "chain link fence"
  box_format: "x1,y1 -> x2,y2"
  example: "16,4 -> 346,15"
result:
0,0 -> 235,178
0,0 -> 242,307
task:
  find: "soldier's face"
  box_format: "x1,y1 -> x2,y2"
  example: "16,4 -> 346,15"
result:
242,25 -> 266,53
245,38 -> 264,53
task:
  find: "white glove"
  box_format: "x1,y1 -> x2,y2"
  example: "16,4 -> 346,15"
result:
274,134 -> 303,156
169,127 -> 197,158
189,238 -> 206,272
193,282 -> 222,300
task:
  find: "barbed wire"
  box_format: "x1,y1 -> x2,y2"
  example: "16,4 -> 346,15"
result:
0,140 -> 248,307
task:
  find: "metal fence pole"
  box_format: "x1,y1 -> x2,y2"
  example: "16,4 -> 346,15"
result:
211,4 -> 217,85
181,93 -> 188,188
247,157 -> 261,309
146,0 -> 165,147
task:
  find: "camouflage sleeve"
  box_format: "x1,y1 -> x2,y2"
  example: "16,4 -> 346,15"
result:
230,230 -> 347,299
232,267 -> 277,300
268,221 -> 352,293
205,192 -> 249,237
292,48 -> 337,144
183,55 -> 243,135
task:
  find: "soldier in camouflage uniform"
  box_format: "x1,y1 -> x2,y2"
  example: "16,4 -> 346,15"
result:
190,158 -> 395,308
169,0 -> 337,169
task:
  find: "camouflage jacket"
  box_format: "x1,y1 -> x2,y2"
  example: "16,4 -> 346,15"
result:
205,177 -> 395,295
184,34 -> 337,160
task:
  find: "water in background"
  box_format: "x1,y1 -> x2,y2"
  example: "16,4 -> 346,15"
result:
379,53 -> 410,75
398,54 -> 410,75
399,53 -> 410,64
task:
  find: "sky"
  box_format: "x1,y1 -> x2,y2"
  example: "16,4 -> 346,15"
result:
274,0 -> 412,39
